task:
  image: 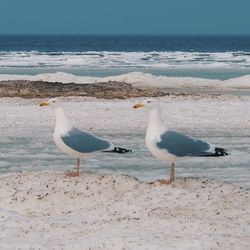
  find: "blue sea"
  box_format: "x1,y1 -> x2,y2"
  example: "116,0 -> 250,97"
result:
0,35 -> 250,80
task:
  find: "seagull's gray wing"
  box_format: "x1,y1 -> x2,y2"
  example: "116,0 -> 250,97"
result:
61,127 -> 111,153
156,130 -> 211,157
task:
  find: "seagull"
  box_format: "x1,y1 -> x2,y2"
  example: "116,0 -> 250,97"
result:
133,99 -> 229,184
40,98 -> 131,177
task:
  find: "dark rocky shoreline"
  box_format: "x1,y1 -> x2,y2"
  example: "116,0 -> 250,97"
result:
0,80 -> 169,99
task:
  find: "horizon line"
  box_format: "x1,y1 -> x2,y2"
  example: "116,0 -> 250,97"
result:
0,33 -> 250,37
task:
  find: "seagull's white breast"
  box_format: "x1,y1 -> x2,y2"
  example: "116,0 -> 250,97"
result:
146,128 -> 176,162
53,106 -> 92,158
146,106 -> 176,163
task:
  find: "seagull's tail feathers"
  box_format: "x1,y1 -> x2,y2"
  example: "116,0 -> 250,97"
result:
191,147 -> 230,157
102,147 -> 133,154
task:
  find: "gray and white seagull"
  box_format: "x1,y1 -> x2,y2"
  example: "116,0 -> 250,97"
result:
40,98 -> 131,177
133,99 -> 229,184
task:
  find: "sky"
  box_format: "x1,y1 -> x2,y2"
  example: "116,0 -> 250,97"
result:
0,0 -> 249,35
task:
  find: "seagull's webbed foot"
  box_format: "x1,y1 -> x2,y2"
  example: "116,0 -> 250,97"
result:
65,171 -> 80,177
65,158 -> 80,177
154,162 -> 175,184
158,178 -> 172,184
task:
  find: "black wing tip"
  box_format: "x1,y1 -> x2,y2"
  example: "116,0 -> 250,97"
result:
192,147 -> 230,157
103,147 -> 133,154
113,147 -> 133,154
214,147 -> 230,156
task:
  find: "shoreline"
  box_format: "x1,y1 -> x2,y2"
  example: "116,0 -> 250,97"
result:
0,80 -> 168,99
1,79 -> 250,99
0,171 -> 249,249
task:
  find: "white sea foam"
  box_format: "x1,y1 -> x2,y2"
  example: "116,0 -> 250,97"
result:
0,51 -> 250,68
1,71 -> 250,90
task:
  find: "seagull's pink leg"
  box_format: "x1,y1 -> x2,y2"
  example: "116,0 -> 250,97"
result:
65,158 -> 80,177
158,162 -> 175,184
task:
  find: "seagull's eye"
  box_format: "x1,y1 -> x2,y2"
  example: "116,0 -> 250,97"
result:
147,101 -> 151,103
52,101 -> 55,103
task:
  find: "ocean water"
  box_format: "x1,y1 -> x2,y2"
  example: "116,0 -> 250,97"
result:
0,35 -> 250,80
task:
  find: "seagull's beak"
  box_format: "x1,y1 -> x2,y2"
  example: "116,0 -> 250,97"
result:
39,101 -> 49,107
133,103 -> 144,109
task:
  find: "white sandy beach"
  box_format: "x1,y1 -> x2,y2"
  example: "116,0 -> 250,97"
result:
0,171 -> 249,250
0,95 -> 250,249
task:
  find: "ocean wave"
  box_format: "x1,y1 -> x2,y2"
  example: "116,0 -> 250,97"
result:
1,71 -> 250,90
0,51 -> 250,69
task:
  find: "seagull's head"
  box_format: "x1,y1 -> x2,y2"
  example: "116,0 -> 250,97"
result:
39,98 -> 61,107
133,99 -> 159,110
